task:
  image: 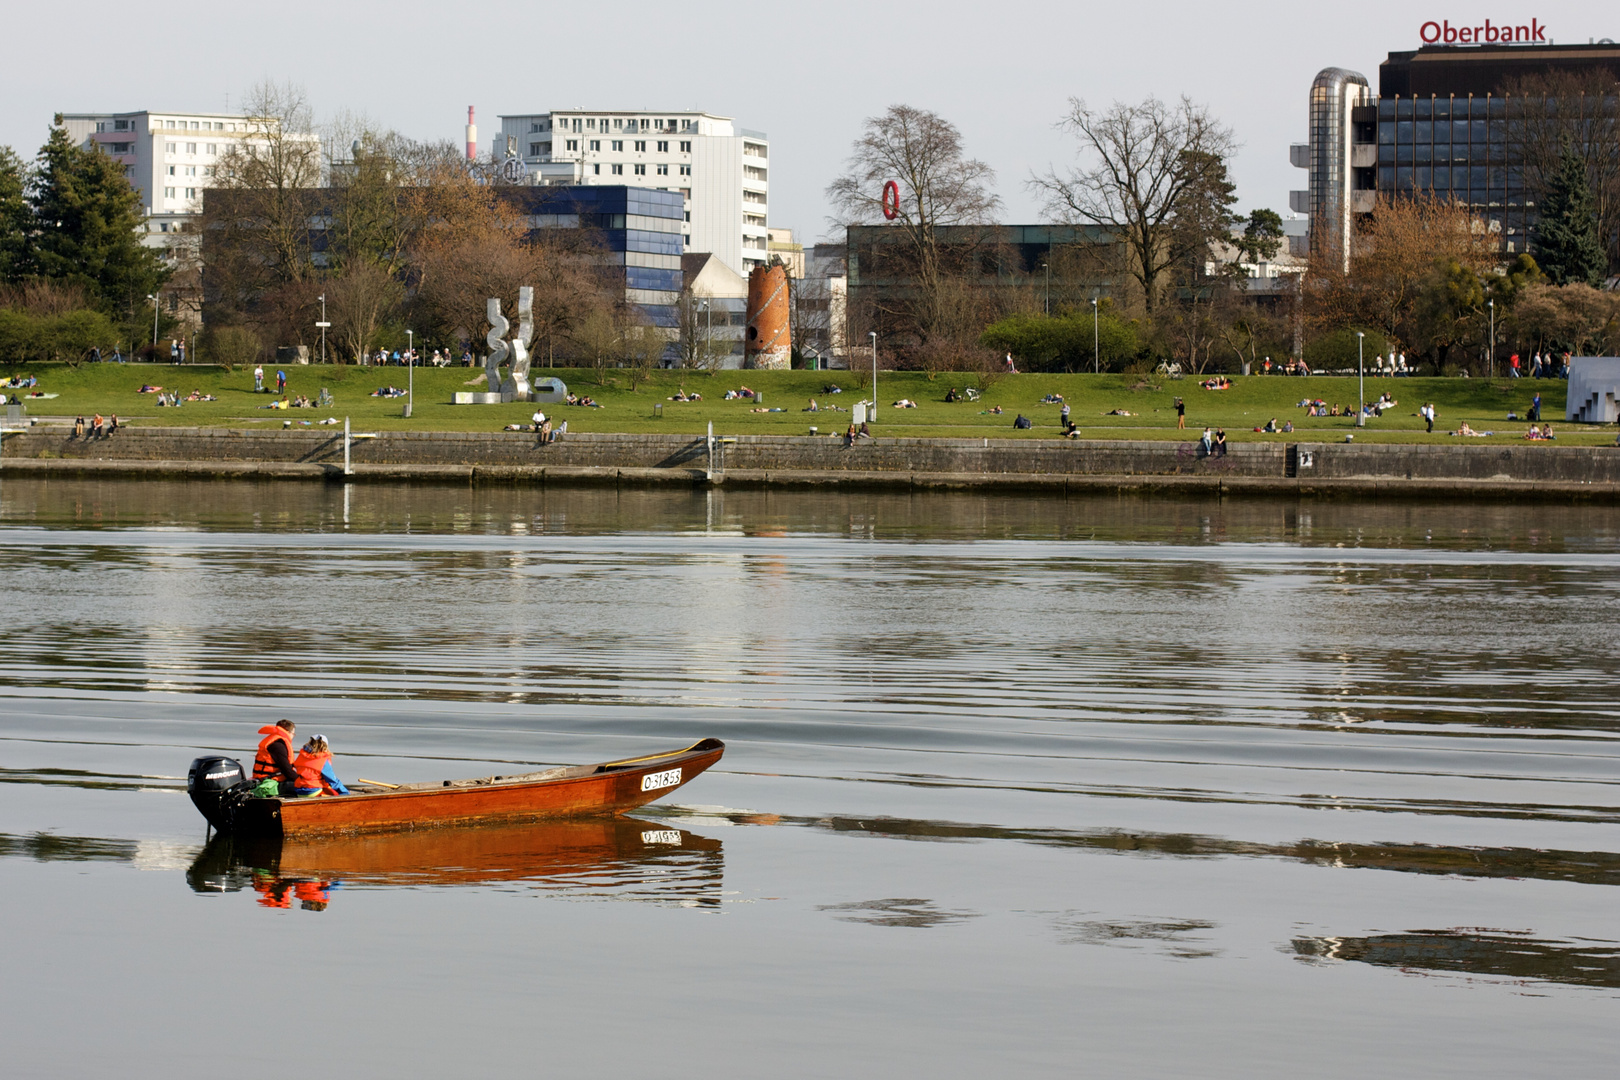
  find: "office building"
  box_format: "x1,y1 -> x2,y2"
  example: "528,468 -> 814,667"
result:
1290,39 -> 1620,266
507,185 -> 685,328
57,110 -> 318,243
798,244 -> 849,366
495,110 -> 769,279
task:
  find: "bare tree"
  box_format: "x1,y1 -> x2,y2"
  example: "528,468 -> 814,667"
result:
621,321 -> 666,390
207,81 -> 323,286
327,261 -> 401,364
674,287 -> 729,370
1032,96 -> 1236,315
1307,195 -> 1498,353
826,105 -> 1000,345
1505,71 -> 1620,271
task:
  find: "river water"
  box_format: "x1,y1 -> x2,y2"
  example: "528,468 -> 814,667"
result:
1,479 -> 1615,1077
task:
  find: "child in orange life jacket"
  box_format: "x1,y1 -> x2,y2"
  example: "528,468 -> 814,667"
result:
292,735 -> 350,797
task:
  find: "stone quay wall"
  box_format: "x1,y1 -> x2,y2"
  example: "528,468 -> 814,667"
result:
2,426 -> 1618,498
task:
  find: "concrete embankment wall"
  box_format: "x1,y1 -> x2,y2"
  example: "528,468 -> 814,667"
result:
2,426 -> 1618,499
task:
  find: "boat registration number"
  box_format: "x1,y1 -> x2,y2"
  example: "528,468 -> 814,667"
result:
641,830 -> 681,845
641,767 -> 682,792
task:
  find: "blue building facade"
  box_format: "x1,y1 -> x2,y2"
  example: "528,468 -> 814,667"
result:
509,186 -> 684,327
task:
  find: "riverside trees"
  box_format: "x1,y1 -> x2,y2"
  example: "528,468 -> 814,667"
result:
827,104 -> 1003,367
0,122 -> 169,360
1032,96 -> 1237,317
201,85 -> 624,365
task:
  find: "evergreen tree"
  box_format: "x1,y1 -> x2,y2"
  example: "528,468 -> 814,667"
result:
29,123 -> 167,317
1167,149 -> 1239,283
1535,144 -> 1608,286
0,146 -> 30,283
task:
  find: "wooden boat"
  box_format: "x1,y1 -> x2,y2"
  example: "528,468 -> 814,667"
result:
186,738 -> 724,838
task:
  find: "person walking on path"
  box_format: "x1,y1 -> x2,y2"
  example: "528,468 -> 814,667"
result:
1175,398 -> 1186,429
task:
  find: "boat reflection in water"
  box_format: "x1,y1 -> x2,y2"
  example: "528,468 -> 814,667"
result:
1294,930 -> 1620,990
186,816 -> 724,911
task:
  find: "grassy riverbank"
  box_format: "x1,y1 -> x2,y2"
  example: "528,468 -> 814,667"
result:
3,362 -> 1604,445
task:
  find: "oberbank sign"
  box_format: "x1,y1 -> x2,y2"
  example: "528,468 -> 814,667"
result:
1419,18 -> 1547,44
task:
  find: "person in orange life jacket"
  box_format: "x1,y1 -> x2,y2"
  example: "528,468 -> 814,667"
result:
253,719 -> 300,794
293,735 -> 350,797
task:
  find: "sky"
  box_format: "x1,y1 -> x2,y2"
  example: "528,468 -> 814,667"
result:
4,1 -> 1613,244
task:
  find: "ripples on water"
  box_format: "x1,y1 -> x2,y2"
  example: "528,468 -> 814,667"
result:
0,480 -> 1616,1077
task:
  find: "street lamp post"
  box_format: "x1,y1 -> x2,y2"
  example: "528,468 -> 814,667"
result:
869,331 -> 878,424
1091,297 -> 1099,374
146,294 -> 159,357
317,294 -> 329,365
404,329 -> 414,418
1356,331 -> 1366,428
1488,299 -> 1495,379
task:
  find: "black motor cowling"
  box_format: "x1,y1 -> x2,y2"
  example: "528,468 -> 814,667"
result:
188,756 -> 248,831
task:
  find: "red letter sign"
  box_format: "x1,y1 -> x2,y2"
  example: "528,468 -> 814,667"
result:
881,180 -> 900,220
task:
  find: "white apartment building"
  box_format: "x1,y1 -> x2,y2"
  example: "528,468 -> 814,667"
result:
57,110 -> 317,245
496,110 -> 769,279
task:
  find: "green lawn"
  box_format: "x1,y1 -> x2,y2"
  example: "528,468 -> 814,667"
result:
1,362 -> 1605,445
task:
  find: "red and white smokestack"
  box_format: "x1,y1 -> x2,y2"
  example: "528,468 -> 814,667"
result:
465,107 -> 477,161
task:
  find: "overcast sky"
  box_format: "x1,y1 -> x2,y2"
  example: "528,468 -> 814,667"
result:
4,1 -> 1612,242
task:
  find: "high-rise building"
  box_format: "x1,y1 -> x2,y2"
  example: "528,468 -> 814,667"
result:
495,110 -> 769,279
56,110 -> 319,244
1290,39 -> 1620,267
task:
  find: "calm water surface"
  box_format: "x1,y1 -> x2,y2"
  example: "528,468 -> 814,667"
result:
1,480 -> 1616,1077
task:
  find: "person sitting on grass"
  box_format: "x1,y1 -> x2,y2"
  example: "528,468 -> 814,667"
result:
804,398 -> 819,412
1013,414 -> 1032,429
1262,418 -> 1279,433
945,388 -> 959,403
1062,419 -> 1080,439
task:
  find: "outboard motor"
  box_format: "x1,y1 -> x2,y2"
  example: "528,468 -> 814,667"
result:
188,756 -> 248,831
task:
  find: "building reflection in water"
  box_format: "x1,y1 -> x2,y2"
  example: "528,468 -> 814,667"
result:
185,817 -> 724,912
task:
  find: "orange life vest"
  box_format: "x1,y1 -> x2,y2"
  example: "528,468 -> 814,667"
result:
293,749 -> 335,794
253,726 -> 294,781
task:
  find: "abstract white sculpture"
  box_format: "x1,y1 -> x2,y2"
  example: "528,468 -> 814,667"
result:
483,287 -> 535,399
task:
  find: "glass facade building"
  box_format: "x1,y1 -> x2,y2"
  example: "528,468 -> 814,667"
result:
507,185 -> 685,327
1375,94 -> 1528,251
1292,42 -> 1620,264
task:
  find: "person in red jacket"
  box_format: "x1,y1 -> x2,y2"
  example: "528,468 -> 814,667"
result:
292,735 -> 350,797
253,720 -> 299,793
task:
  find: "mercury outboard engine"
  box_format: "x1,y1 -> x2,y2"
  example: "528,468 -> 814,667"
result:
188,756 -> 249,831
